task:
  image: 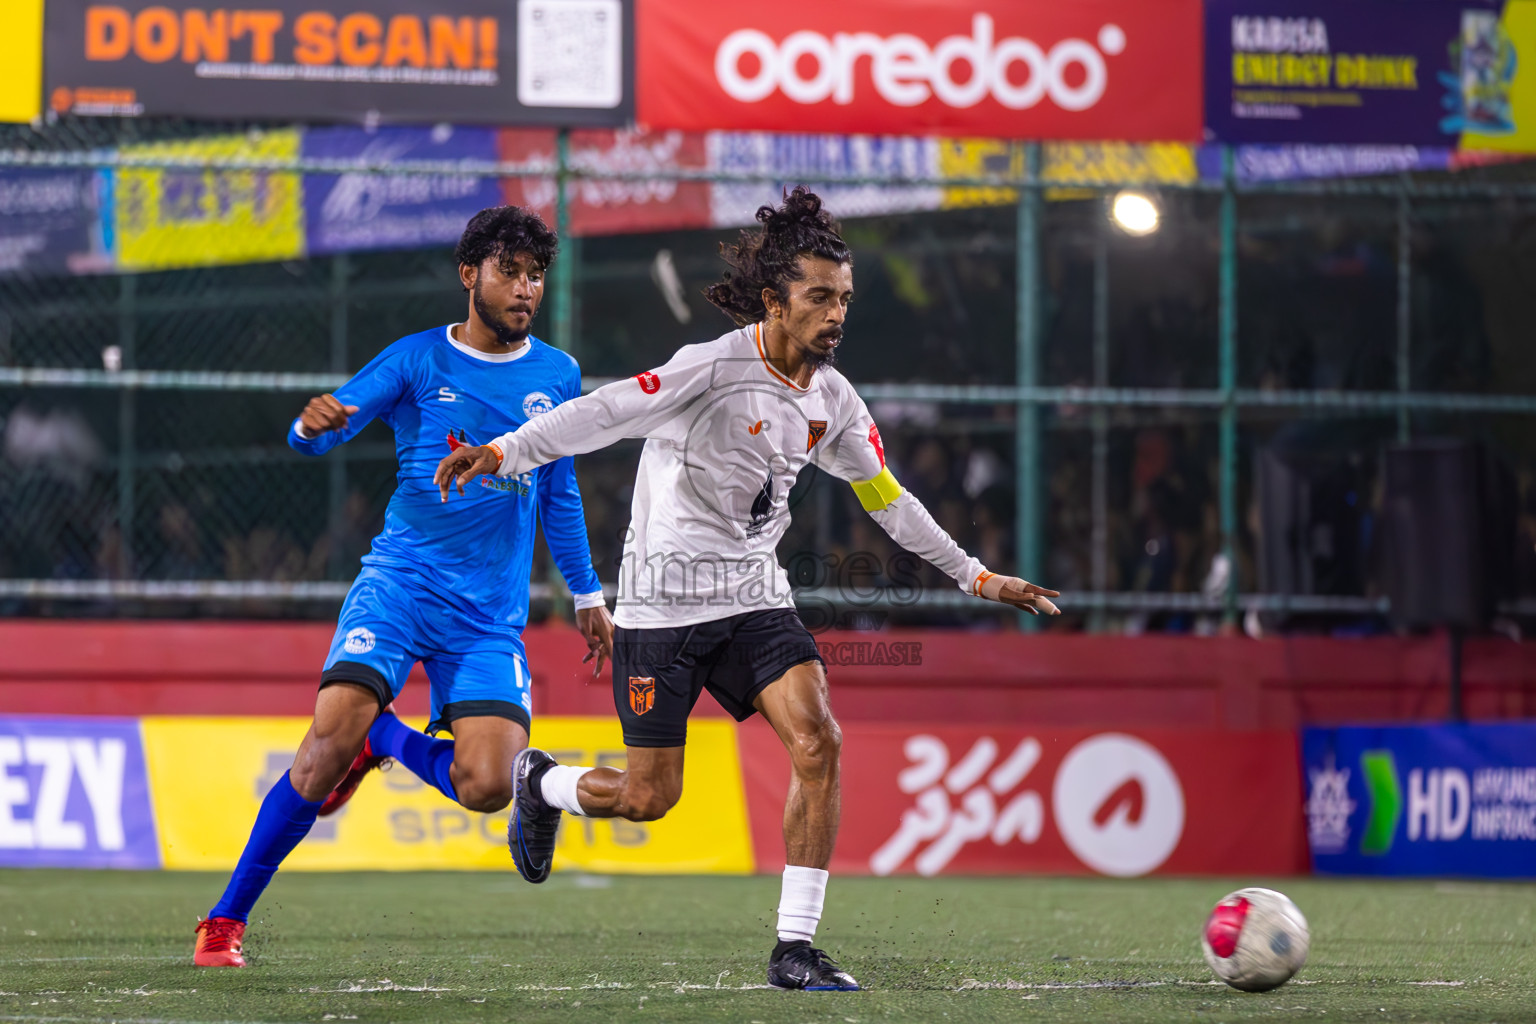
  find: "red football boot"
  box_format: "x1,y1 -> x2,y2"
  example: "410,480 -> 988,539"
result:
318,737 -> 390,817
194,917 -> 246,967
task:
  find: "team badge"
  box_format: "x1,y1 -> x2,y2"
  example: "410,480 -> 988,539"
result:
868,422 -> 886,468
522,391 -> 555,417
343,627 -> 376,655
635,371 -> 661,394
807,420 -> 828,450
628,677 -> 656,715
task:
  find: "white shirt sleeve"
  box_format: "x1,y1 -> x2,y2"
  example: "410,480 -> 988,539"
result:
572,590 -> 608,610
822,389 -> 987,595
487,342 -> 717,477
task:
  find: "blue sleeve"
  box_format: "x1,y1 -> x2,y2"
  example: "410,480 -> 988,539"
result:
288,344 -> 411,456
535,360 -> 603,597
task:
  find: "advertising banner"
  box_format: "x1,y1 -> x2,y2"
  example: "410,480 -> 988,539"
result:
303,125 -> 503,256
1463,0 -> 1536,152
1303,723 -> 1536,877
637,0 -> 1204,141
707,132 -> 942,227
0,0 -> 44,122
0,170 -> 112,276
44,0 -> 632,125
741,724 -> 1307,877
498,128 -> 712,237
1205,0 -> 1531,148
112,130 -> 305,271
0,717 -> 160,869
1198,144 -> 1454,182
142,716 -> 752,873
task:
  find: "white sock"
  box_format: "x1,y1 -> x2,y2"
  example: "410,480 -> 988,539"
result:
539,765 -> 592,816
776,865 -> 829,943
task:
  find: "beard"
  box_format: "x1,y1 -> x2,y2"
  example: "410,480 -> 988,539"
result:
806,327 -> 842,369
472,279 -> 532,347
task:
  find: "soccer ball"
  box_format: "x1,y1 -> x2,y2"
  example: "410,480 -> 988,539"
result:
1201,887 -> 1310,992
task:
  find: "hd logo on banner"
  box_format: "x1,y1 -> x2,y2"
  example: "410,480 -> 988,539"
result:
1304,723 -> 1536,877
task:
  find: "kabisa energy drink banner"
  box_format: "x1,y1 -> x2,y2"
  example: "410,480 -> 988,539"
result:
1205,0 -> 1533,148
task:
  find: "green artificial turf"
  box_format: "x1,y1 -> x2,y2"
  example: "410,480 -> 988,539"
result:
0,870 -> 1532,1023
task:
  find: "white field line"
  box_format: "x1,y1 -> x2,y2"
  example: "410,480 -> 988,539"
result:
303,979 -> 455,993
955,978 -> 1472,991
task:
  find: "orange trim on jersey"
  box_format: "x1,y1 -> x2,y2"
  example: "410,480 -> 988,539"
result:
973,571 -> 996,596
754,323 -> 809,392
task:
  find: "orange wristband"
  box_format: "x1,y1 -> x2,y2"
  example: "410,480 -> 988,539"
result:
487,442 -> 504,467
974,570 -> 996,596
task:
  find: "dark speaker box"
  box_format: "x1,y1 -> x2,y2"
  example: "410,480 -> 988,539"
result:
1257,445 -> 1368,602
1381,441 -> 1515,629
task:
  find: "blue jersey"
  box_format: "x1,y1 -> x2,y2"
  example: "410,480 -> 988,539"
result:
289,324 -> 602,628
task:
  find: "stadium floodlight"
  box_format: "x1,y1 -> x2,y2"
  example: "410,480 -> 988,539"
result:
1110,190 -> 1160,236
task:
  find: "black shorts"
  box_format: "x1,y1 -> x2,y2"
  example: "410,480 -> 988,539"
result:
612,608 -> 824,747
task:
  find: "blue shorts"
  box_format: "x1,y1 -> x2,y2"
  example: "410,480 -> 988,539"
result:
321,565 -> 532,736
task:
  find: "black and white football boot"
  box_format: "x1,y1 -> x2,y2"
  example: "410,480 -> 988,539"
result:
767,940 -> 861,991
508,747 -> 561,883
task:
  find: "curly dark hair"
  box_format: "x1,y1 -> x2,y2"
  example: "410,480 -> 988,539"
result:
454,205 -> 558,284
705,186 -> 851,326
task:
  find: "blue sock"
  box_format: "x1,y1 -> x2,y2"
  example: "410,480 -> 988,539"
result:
369,712 -> 458,803
208,771 -> 322,923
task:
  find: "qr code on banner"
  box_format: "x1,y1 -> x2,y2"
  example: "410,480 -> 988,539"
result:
518,0 -> 624,109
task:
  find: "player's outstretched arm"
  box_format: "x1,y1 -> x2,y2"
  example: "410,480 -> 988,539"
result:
825,400 -> 1060,616
288,393 -> 361,456
434,442 -> 503,501
973,571 -> 1062,616
288,344 -> 407,456
437,343 -> 717,500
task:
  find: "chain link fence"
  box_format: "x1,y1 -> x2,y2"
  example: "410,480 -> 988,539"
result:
4,117 -> 1536,630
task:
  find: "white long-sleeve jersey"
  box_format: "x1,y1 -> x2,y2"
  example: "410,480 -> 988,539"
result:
487,324 -> 988,629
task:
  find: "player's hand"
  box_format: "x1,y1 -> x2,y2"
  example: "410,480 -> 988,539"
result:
978,573 -> 1062,615
434,445 -> 502,502
575,603 -> 614,680
299,394 -> 359,436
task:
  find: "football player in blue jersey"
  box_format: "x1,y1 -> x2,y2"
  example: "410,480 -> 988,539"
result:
194,206 -> 612,967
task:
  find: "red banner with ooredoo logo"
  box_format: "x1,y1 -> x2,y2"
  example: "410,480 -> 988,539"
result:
740,723 -> 1306,876
636,0 -> 1203,141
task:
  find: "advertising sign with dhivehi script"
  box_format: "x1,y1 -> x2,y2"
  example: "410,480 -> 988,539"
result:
44,0 -> 633,126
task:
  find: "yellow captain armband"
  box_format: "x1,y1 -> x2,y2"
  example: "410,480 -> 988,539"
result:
850,467 -> 905,512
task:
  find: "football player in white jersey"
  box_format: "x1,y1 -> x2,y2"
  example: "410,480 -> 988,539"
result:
434,187 -> 1059,991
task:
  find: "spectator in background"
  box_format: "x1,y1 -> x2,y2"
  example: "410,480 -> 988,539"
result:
157,502 -> 208,580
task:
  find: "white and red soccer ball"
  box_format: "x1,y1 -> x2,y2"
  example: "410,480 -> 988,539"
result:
1201,888 -> 1310,992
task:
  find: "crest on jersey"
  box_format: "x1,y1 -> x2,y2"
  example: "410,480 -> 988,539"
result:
807,420 -> 828,451
628,677 -> 656,716
522,391 -> 555,417
343,627 -> 376,654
